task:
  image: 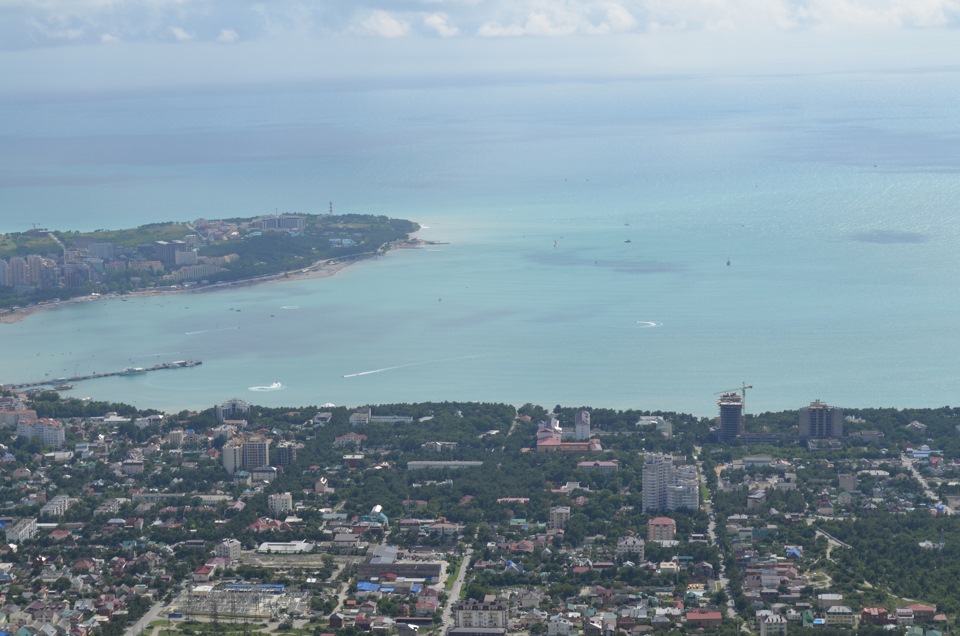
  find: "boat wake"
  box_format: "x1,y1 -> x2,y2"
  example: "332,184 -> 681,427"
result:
249,381 -> 283,392
281,305 -> 299,310
636,321 -> 663,328
344,354 -> 488,378
186,326 -> 240,335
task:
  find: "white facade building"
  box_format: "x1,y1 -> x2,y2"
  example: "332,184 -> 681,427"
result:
268,492 -> 293,517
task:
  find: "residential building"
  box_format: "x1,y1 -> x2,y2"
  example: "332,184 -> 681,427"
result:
349,408 -> 372,425
40,495 -> 74,517
576,460 -> 619,473
904,604 -> 936,623
547,616 -> 574,636
860,607 -> 888,625
251,465 -> 277,482
825,606 -> 856,627
274,442 -> 297,467
315,477 -> 333,494
548,506 -> 570,531
168,428 -> 185,446
616,536 -> 645,560
222,441 -> 244,475
122,459 -> 145,475
817,594 -> 844,609
268,492 -> 293,517
215,398 -> 250,422
642,453 -> 698,512
574,410 -> 591,441
16,418 -> 65,449
243,436 -> 270,470
648,517 -> 677,542
221,435 -> 271,474
718,392 -> 743,443
5,518 -> 38,544
838,472 -> 857,492
799,401 -> 844,439
215,538 -> 242,561
452,598 -> 508,628
896,608 -> 914,625
407,461 -> 483,470
686,610 -> 723,628
759,613 -> 788,636
1,409 -> 37,427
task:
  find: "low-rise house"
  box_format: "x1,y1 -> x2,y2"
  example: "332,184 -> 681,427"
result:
861,607 -> 889,625
825,605 -> 856,627
905,604 -> 936,623
759,613 -> 787,636
685,610 -> 722,628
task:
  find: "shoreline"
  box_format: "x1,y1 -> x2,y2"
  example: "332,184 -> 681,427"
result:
0,238 -> 438,325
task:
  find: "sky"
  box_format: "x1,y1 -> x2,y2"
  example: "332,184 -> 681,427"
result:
1,0 -> 960,92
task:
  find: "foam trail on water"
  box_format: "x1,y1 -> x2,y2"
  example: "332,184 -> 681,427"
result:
344,354 -> 488,378
249,381 -> 283,391
185,327 -> 240,335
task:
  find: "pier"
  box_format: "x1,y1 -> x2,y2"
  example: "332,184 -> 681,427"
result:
2,360 -> 202,391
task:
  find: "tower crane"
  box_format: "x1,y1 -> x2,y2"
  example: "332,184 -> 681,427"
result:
715,383 -> 752,406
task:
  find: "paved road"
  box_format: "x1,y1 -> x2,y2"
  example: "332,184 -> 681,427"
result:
124,597 -> 169,636
901,453 -> 947,510
695,454 -> 738,621
441,547 -> 473,630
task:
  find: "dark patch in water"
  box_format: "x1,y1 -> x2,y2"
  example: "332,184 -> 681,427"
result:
526,251 -> 683,274
847,230 -> 928,244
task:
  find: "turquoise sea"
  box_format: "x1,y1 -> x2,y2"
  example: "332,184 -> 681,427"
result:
2,71 -> 960,416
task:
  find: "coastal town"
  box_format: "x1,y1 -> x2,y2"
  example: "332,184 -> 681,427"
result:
0,213 -> 420,318
0,388 -> 957,636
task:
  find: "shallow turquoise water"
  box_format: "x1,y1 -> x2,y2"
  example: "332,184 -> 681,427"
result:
2,72 -> 960,415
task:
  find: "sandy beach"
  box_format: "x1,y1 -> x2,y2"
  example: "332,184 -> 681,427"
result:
0,249 -> 391,326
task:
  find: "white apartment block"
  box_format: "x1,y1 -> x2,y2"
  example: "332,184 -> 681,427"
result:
642,452 -> 699,513
268,492 -> 293,517
5,518 -> 38,544
16,419 -> 65,449
215,538 -> 242,560
40,495 -> 75,517
453,598 -> 508,628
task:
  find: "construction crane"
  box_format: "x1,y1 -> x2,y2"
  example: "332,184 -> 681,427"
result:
715,383 -> 753,405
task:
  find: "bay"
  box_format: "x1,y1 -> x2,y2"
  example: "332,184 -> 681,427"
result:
2,71 -> 959,415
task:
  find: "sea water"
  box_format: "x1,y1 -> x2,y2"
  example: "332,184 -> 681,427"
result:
2,71 -> 960,415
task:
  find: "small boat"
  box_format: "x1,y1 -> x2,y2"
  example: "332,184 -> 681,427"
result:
54,384 -> 73,391
120,367 -> 146,375
624,239 -> 632,243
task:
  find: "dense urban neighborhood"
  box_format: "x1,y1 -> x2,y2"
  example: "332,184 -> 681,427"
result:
0,388 -> 959,636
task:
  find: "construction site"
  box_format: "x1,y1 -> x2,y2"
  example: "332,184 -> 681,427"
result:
175,584 -> 310,621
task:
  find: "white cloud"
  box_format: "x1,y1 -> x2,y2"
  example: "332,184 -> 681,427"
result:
477,3 -> 637,37
169,25 -> 195,40
100,32 -> 120,43
217,27 -> 239,43
424,12 -> 460,37
603,3 -> 638,31
26,17 -> 84,39
353,9 -> 410,38
795,0 -> 960,29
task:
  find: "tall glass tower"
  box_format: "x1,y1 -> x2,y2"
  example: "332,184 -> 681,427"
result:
718,392 -> 743,443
